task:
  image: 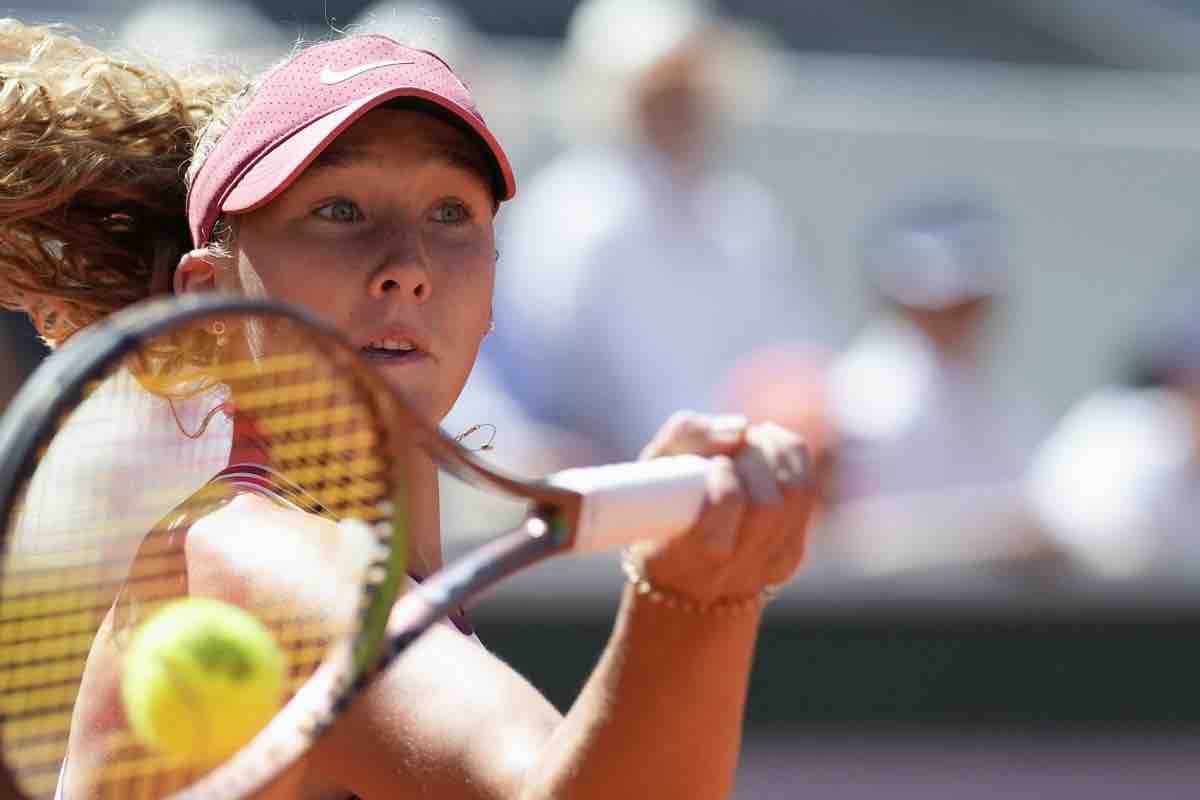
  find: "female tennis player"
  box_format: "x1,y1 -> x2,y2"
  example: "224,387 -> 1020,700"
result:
0,21 -> 812,799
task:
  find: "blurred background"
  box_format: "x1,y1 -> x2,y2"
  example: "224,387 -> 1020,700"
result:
5,0 -> 1200,796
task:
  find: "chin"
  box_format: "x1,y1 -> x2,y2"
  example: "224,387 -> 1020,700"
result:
384,382 -> 449,427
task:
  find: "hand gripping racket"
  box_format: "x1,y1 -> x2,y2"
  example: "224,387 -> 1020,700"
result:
0,293 -> 712,799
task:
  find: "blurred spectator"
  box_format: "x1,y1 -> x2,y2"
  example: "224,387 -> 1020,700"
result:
494,0 -> 831,460
821,196 -> 1050,574
829,196 -> 1042,500
1027,280 -> 1200,578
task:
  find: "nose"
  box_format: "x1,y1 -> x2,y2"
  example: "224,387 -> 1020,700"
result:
369,254 -> 432,304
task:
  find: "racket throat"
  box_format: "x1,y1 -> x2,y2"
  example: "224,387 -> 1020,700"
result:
383,514 -> 562,657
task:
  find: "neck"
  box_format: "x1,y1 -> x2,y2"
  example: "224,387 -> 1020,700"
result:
405,447 -> 443,577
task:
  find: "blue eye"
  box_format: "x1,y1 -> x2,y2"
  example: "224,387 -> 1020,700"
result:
432,201 -> 469,224
315,200 -> 362,223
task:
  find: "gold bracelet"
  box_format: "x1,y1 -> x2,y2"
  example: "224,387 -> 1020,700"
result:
620,549 -> 778,615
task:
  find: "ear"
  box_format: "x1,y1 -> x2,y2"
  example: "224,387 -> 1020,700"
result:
174,249 -> 219,295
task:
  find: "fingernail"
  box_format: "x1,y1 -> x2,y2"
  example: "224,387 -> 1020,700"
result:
774,465 -> 800,487
711,415 -> 748,441
775,458 -> 809,488
782,446 -> 811,487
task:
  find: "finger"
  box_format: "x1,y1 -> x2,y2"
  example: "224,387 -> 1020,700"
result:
763,422 -> 812,491
735,422 -> 810,506
766,459 -> 817,584
736,423 -> 790,506
639,411 -> 748,461
765,529 -> 808,585
764,495 -> 813,584
767,421 -> 816,535
732,424 -> 814,581
733,439 -> 782,506
695,455 -> 747,557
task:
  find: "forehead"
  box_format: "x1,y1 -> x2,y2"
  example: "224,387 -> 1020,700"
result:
307,107 -> 489,177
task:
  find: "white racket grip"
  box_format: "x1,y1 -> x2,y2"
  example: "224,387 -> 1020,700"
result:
546,454 -> 712,553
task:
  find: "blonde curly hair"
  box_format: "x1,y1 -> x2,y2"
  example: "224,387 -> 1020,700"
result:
0,19 -> 246,345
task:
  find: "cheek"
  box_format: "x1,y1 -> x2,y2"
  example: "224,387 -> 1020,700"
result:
234,238 -> 354,323
461,258 -> 496,340
430,249 -> 495,419
439,235 -> 495,331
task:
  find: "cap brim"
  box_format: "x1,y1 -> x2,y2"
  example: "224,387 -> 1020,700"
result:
221,86 -> 516,214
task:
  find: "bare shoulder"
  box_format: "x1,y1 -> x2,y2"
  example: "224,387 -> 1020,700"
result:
185,495 -> 373,620
185,496 -> 561,798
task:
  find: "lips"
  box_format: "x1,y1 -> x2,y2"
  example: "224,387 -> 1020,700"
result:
358,328 -> 431,363
365,336 -> 415,353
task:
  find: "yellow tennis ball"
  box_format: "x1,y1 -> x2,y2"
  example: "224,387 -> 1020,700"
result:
121,596 -> 286,766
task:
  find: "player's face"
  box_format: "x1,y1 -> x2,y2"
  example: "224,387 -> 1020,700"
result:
228,108 -> 497,423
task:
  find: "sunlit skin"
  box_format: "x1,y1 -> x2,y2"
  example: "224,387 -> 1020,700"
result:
181,108 -> 497,425
60,103 -> 814,800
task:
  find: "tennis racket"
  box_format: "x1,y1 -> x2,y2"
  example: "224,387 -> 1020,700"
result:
0,293 -> 713,799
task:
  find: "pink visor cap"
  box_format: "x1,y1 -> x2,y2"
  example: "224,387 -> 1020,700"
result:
186,35 -> 516,247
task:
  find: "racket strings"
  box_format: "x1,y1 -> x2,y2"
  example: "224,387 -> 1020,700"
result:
1,319 -> 399,799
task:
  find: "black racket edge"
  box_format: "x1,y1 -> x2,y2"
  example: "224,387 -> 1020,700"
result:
0,293 -> 587,799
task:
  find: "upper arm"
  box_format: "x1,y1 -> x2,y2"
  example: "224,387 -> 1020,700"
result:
59,608 -> 123,797
184,494 -> 373,626
307,612 -> 562,800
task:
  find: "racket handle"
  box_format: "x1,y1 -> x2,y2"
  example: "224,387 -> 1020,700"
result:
546,454 -> 712,553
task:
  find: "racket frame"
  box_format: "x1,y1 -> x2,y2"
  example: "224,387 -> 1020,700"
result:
0,293 -> 587,799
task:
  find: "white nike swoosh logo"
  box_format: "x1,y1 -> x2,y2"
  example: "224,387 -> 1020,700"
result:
319,60 -> 415,85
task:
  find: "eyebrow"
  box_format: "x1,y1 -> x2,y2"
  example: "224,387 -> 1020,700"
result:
308,145 -> 374,171
308,143 -> 489,177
